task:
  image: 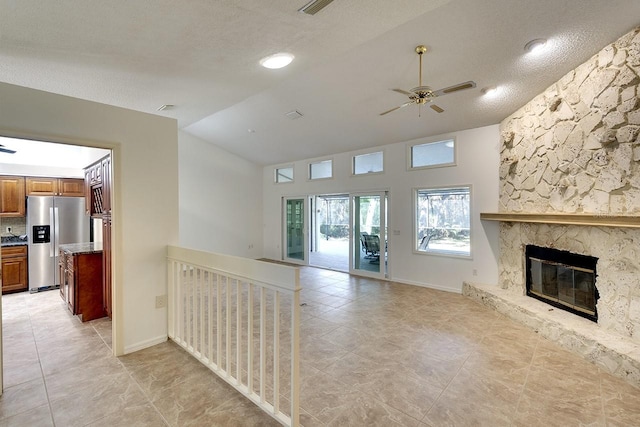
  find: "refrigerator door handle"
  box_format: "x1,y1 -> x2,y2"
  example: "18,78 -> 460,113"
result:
50,207 -> 55,258
53,207 -> 60,258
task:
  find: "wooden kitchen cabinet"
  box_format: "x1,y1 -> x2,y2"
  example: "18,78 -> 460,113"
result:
59,248 -> 105,322
0,176 -> 26,217
101,156 -> 111,214
26,177 -> 84,196
102,214 -> 112,318
2,245 -> 28,294
85,156 -> 109,217
82,153 -> 112,318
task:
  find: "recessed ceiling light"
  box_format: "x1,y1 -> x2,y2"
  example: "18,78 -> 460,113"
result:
481,86 -> 499,96
157,104 -> 175,111
524,38 -> 547,54
259,52 -> 295,69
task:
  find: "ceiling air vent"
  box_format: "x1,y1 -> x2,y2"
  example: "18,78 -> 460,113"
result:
286,110 -> 304,120
299,0 -> 335,15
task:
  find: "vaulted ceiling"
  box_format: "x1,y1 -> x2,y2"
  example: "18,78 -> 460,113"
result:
1,0 -> 639,165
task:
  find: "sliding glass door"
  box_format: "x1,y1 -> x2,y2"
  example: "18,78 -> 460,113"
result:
351,192 -> 386,279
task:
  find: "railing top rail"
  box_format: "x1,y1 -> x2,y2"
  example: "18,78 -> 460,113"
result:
167,245 -> 300,292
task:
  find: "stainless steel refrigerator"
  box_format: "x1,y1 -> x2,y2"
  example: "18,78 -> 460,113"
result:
27,196 -> 89,292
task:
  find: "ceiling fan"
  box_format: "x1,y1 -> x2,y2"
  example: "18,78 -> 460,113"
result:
380,45 -> 476,116
0,144 -> 16,154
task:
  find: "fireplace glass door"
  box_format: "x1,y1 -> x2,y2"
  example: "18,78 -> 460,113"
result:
526,245 -> 598,322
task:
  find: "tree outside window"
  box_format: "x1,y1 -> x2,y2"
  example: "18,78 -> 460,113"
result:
416,187 -> 470,256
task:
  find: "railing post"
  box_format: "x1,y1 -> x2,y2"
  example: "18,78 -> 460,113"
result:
290,288 -> 300,427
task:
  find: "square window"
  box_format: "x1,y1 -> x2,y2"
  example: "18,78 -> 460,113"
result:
415,186 -> 471,257
353,151 -> 383,175
275,166 -> 294,183
410,139 -> 455,169
309,160 -> 332,180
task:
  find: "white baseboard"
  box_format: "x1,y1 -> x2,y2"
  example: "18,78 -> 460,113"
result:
124,334 -> 168,354
391,277 -> 462,294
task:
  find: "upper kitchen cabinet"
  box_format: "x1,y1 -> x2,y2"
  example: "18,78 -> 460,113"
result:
26,177 -> 84,197
84,154 -> 111,217
0,176 -> 26,217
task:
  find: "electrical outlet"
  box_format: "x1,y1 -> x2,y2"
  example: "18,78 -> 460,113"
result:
473,269 -> 478,276
6,226 -> 11,233
155,294 -> 167,308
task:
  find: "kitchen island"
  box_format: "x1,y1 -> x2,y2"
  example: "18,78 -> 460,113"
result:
59,242 -> 105,322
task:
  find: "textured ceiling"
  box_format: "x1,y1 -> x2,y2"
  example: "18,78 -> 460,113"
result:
1,0 -> 639,165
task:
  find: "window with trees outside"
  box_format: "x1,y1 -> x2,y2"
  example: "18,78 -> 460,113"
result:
415,186 -> 471,257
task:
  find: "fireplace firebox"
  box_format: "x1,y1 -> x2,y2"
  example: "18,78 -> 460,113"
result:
525,245 -> 598,322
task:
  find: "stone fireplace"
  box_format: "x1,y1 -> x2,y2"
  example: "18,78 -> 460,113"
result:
525,244 -> 598,322
465,26 -> 640,388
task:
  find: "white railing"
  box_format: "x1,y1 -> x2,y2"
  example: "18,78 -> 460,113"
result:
167,246 -> 300,426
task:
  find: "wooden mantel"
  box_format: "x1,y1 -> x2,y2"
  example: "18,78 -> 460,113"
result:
480,212 -> 640,228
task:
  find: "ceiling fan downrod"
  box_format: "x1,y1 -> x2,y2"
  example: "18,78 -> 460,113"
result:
416,45 -> 427,88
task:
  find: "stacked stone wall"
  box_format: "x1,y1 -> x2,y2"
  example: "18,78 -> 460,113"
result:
498,27 -> 640,343
500,27 -> 640,214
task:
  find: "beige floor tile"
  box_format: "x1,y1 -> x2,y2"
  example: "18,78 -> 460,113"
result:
50,373 -> 148,427
424,367 -> 521,426
85,403 -> 168,427
326,393 -> 422,427
185,394 -> 281,427
150,371 -> 237,425
0,377 -> 49,420
601,372 -> 640,426
5,268 -> 640,426
0,403 -> 53,427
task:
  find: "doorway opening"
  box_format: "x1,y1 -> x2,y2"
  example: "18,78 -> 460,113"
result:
0,135 -> 114,393
310,194 -> 349,272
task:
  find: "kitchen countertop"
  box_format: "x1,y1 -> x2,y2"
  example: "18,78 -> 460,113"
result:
1,236 -> 28,247
59,242 -> 103,255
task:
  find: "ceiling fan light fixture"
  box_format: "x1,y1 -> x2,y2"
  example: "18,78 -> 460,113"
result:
380,43 -> 476,116
260,53 -> 295,69
524,38 -> 547,54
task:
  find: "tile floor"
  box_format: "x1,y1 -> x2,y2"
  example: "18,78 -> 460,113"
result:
2,267 -> 640,426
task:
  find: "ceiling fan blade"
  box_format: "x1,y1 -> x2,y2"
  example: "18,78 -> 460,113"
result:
432,81 -> 476,97
380,100 -> 415,116
430,104 -> 444,113
392,88 -> 413,96
0,145 -> 16,154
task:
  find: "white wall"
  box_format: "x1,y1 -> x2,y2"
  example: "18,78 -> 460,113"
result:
0,164 -> 84,178
263,124 -> 500,293
178,131 -> 263,258
0,82 -> 179,354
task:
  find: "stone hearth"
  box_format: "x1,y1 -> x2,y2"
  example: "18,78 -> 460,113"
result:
463,281 -> 640,389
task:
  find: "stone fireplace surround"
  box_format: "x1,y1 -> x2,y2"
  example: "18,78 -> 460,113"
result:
465,26 -> 640,389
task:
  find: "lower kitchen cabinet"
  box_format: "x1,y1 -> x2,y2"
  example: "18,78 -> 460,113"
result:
1,245 -> 28,294
59,248 -> 105,322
